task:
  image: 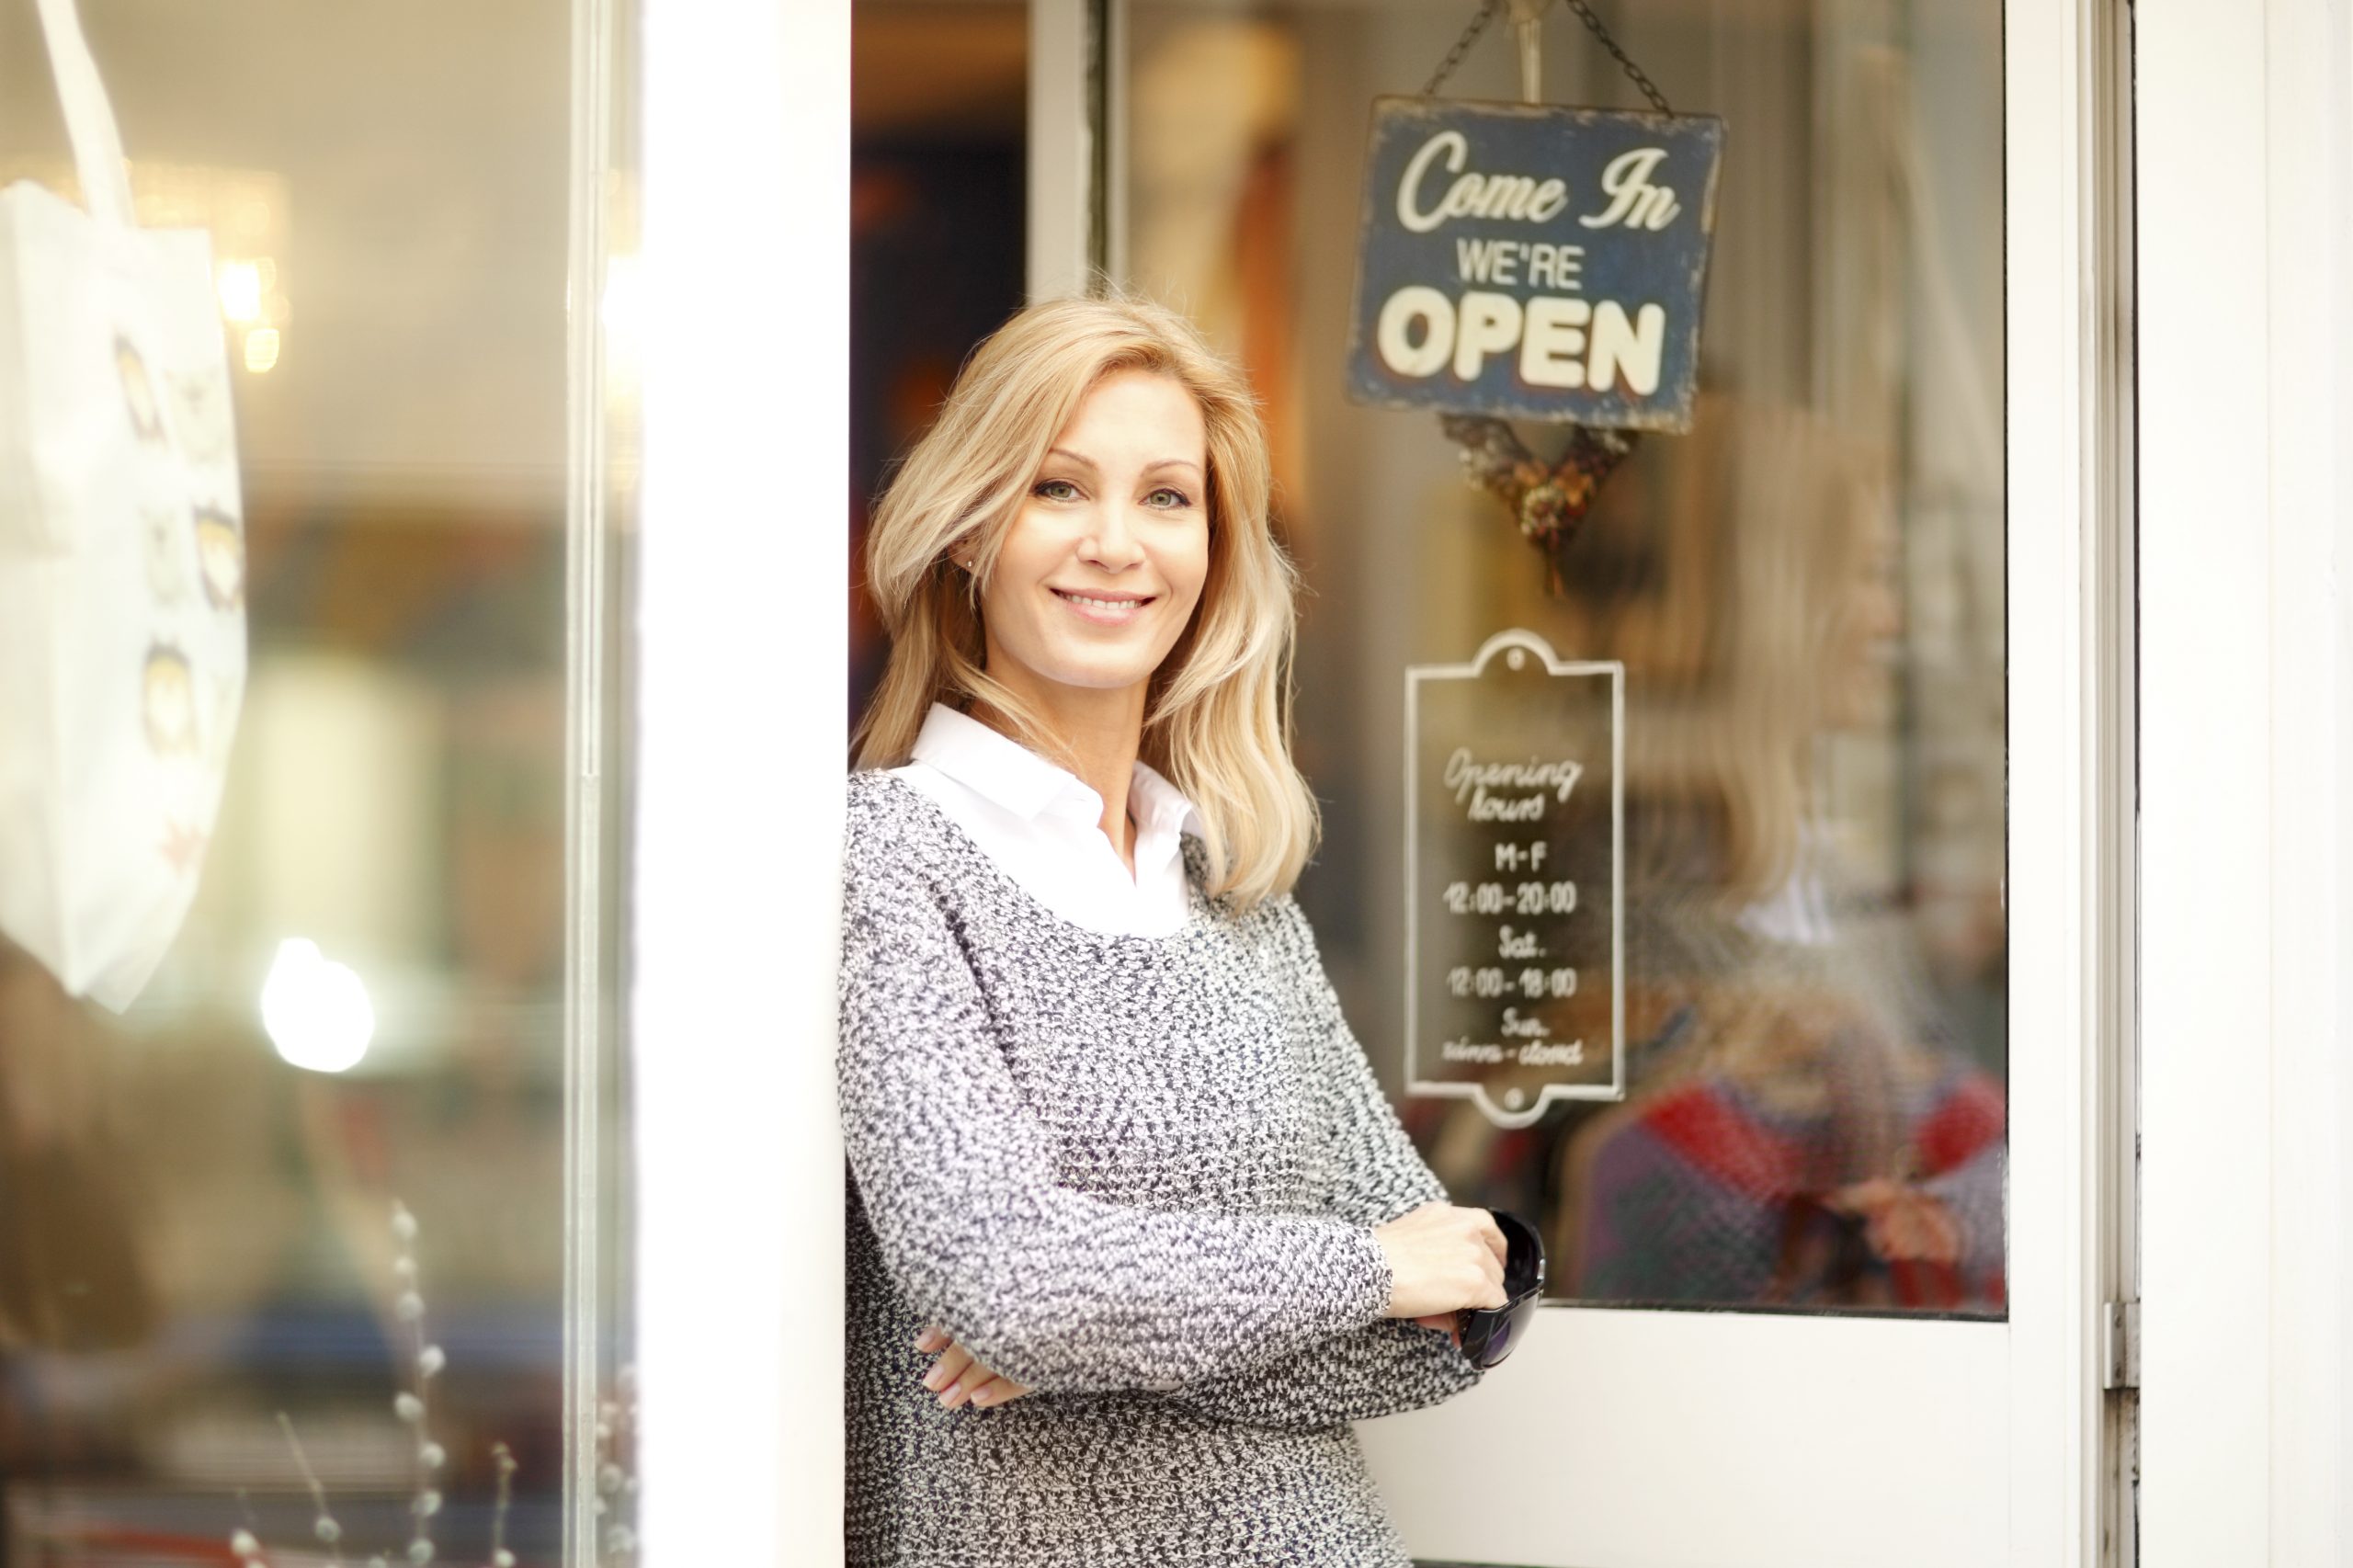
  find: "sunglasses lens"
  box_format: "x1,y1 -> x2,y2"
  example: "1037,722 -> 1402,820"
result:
1484,1313 -> 1516,1362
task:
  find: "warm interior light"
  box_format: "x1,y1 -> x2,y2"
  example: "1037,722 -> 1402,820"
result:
602,254 -> 642,347
217,259 -> 263,323
244,327 -> 281,373
260,937 -> 375,1073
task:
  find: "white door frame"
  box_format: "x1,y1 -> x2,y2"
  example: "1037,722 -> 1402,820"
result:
2138,1 -> 2350,1563
632,2 -> 849,1566
1030,0 -> 1130,300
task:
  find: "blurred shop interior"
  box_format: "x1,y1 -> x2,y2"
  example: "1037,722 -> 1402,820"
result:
852,0 -> 2008,1316
0,1 -> 632,1563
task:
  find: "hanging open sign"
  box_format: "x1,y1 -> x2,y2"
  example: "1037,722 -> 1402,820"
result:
1347,97 -> 1723,432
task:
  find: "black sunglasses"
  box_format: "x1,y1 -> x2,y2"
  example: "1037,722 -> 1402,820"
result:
1456,1210 -> 1545,1369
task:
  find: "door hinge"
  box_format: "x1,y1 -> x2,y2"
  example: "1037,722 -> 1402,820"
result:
2102,1299 -> 2141,1392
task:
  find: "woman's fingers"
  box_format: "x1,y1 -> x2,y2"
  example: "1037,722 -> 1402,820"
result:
939,1365 -> 986,1409
942,1362 -> 1031,1409
922,1342 -> 973,1395
1467,1213 -> 1506,1303
1472,1209 -> 1508,1268
1375,1202 -> 1521,1316
970,1374 -> 1033,1408
918,1334 -> 1032,1409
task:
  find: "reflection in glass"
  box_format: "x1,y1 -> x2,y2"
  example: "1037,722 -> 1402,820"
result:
1126,0 -> 2006,1314
0,2 -> 634,1562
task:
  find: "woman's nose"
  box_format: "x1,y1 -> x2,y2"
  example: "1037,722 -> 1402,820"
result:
1079,502 -> 1148,569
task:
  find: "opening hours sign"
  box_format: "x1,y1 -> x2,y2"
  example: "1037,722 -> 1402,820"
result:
1347,97 -> 1723,432
1406,631 -> 1625,1128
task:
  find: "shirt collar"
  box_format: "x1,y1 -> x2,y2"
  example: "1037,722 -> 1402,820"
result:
1130,757 -> 1207,842
912,702 -> 1203,839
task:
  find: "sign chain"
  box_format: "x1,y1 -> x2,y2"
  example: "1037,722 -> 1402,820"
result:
1421,0 -> 1502,99
1423,0 -> 1673,116
1562,0 -> 1671,115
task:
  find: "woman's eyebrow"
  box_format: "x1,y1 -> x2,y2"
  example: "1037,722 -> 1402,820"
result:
1042,449 -> 1204,480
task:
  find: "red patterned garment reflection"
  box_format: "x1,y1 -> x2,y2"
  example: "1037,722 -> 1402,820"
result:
1577,1045 -> 2007,1312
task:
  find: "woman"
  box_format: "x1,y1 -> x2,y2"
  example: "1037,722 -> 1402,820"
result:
839,294 -> 1507,1566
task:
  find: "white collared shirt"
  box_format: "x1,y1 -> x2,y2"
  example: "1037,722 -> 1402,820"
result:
888,702 -> 1206,938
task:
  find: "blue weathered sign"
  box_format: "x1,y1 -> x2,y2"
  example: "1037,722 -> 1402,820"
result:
1347,97 -> 1723,432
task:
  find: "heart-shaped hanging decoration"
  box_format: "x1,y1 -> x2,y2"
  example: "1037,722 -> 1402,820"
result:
1439,414 -> 1639,593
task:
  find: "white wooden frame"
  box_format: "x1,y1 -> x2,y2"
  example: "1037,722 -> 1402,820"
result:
1030,0 -> 1125,298
633,2 -> 848,1565
1029,0 -> 1096,300
1354,0 -> 2119,1561
2138,0 -> 2350,1562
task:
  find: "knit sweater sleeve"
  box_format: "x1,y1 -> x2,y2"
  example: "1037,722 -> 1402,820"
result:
835,822 -> 1396,1396
1159,896 -> 1483,1427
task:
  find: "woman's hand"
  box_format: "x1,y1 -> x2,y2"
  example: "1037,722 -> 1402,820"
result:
1413,1312 -> 1464,1346
1372,1202 -> 1508,1319
1827,1178 -> 1963,1267
915,1326 -> 1034,1410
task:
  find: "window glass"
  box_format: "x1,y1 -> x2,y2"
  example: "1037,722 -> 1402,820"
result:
1126,0 -> 2006,1313
0,0 -> 635,1558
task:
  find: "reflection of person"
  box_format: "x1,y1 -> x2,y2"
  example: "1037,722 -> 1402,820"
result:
1557,397 -> 2007,1312
840,295 -> 1506,1565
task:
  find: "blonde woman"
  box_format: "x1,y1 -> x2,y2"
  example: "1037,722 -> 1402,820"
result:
838,295 -> 1507,1566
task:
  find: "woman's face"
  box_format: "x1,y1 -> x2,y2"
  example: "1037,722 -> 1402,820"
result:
1823,518 -> 1902,729
973,368 -> 1211,713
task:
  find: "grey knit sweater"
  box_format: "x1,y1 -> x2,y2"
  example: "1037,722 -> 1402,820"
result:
839,767 -> 1482,1566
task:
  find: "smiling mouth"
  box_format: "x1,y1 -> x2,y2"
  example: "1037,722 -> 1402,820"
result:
1052,588 -> 1155,615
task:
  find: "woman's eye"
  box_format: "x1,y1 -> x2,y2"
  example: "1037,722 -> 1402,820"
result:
1032,479 -> 1080,502
1145,487 -> 1194,509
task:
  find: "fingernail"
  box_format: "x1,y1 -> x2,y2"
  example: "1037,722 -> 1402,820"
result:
922,1366 -> 947,1392
971,1387 -> 998,1408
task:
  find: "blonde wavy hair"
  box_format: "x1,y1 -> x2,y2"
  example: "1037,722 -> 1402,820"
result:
851,293 -> 1319,914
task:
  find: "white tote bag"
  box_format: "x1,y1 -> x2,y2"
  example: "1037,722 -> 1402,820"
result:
0,0 -> 246,1009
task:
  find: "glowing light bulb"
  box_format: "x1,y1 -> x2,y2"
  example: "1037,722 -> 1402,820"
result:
260,937 -> 375,1073
217,260 -> 263,323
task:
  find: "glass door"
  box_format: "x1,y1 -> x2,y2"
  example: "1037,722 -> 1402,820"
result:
1087,0 -> 2120,1561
